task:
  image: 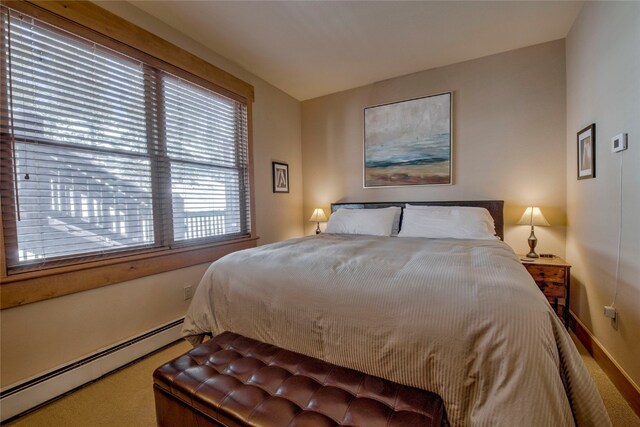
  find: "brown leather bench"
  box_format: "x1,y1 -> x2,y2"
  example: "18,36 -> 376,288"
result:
154,332 -> 449,427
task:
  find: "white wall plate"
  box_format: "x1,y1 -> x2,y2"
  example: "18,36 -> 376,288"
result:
611,133 -> 628,153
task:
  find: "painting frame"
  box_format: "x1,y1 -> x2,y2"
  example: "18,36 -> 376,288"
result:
363,92 -> 453,188
577,123 -> 596,180
272,161 -> 289,193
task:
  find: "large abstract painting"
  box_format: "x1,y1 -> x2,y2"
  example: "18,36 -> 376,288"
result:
364,92 -> 452,187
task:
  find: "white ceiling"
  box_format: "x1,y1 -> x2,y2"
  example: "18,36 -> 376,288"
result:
129,1 -> 582,101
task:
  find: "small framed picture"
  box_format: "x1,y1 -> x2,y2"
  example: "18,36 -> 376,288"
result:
577,123 -> 595,180
272,161 -> 289,193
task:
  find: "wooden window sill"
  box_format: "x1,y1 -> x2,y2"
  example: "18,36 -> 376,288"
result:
0,236 -> 258,309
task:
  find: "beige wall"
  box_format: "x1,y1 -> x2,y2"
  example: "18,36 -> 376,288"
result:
302,40 -> 567,256
566,2 -> 640,387
0,265 -> 207,386
0,1 -> 303,387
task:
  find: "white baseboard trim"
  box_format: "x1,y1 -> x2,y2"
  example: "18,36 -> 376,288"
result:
0,317 -> 185,423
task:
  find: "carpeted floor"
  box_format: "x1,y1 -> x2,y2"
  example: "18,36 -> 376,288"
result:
6,334 -> 639,426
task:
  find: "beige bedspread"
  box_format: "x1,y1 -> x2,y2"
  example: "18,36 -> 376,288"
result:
182,234 -> 610,427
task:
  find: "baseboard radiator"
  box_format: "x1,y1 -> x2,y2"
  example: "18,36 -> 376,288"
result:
0,318 -> 185,423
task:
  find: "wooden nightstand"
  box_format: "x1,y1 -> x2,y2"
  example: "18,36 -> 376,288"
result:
520,255 -> 571,329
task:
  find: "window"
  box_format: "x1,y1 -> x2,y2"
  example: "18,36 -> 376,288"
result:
0,6 -> 251,274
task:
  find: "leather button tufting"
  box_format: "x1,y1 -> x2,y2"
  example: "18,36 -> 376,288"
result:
153,332 -> 449,427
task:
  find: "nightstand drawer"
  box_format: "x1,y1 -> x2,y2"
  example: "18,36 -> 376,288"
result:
538,281 -> 565,298
524,265 -> 565,284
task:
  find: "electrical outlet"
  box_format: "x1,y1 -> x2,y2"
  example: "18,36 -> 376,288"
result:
604,305 -> 616,319
183,285 -> 193,300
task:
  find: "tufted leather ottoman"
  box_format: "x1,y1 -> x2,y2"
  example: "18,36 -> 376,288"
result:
153,332 -> 449,427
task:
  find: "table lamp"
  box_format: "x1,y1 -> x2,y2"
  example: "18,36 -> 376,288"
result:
517,207 -> 550,258
309,208 -> 327,234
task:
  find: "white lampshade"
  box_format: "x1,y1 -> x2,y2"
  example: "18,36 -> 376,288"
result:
517,207 -> 550,226
309,208 -> 327,223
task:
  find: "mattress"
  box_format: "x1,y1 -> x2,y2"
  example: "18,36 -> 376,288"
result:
182,234 -> 610,427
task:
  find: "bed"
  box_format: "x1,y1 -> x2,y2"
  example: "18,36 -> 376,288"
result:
182,200 -> 610,427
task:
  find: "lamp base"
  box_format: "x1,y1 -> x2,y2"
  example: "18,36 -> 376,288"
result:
526,226 -> 539,258
315,223 -> 321,234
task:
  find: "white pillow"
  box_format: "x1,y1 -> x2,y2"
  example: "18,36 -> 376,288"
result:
325,207 -> 400,236
398,205 -> 497,240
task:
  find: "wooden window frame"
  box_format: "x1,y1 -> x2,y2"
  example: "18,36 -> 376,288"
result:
0,0 -> 257,309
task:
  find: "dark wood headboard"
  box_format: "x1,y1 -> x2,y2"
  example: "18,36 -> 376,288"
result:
330,200 -> 504,240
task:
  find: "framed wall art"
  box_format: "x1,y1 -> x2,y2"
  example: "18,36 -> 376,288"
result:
364,92 -> 452,187
577,123 -> 595,180
272,161 -> 289,193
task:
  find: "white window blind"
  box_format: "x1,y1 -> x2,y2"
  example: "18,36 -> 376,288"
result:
163,75 -> 250,243
0,7 -> 251,271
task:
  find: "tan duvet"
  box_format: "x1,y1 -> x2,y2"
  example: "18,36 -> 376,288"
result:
183,234 -> 610,427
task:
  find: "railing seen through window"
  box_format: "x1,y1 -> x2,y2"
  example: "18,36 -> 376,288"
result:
0,6 -> 251,271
